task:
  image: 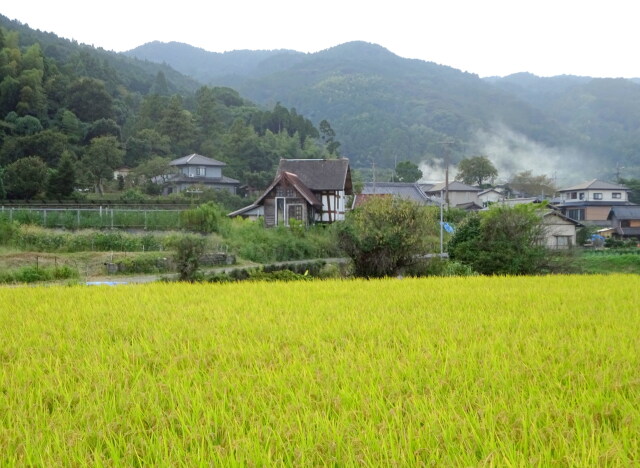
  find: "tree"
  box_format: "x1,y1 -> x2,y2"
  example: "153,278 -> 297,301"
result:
4,156 -> 49,199
455,156 -> 498,186
618,178 -> 640,204
47,150 -> 76,198
508,170 -> 556,197
0,167 -> 6,199
83,118 -> 121,143
158,95 -> 196,154
133,156 -> 176,184
336,197 -> 437,277
174,235 -> 206,282
67,78 -> 113,122
319,119 -> 340,155
448,204 -> 551,275
392,161 -> 423,182
83,136 -> 124,195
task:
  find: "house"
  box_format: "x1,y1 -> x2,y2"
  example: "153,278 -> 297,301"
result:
163,154 -> 240,195
477,188 -> 505,207
607,206 -> 640,239
229,158 -> 353,226
353,182 -> 434,208
554,179 -> 634,227
421,181 -> 481,209
542,210 -> 582,249
113,167 -> 132,180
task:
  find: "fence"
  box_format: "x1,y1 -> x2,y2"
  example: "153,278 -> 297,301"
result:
0,206 -> 185,230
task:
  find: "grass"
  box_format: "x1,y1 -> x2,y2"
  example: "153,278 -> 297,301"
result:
0,275 -> 639,465
577,251 -> 640,274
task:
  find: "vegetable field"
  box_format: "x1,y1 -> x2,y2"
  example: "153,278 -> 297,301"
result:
1,275 -> 639,466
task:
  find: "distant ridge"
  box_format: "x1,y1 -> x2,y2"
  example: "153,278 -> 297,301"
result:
124,39 -> 640,177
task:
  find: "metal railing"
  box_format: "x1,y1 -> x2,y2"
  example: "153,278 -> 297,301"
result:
0,206 -> 185,230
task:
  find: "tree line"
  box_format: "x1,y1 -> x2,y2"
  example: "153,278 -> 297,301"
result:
0,26 -> 339,200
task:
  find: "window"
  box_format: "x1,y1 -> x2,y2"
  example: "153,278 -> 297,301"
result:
555,236 -> 572,249
612,192 -> 622,199
195,167 -> 205,176
276,187 -> 295,197
570,192 -> 577,199
622,220 -> 631,228
579,192 -> 585,200
288,204 -> 303,222
567,209 -> 585,221
593,193 -> 603,200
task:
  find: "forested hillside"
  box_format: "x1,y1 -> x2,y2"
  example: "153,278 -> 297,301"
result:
127,40 -> 640,179
0,15 -> 335,199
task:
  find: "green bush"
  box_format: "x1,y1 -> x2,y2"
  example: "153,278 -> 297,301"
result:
248,269 -> 312,282
336,197 -> 438,278
225,218 -> 339,263
180,202 -> 227,233
113,254 -> 172,274
0,219 -> 18,244
174,235 -> 207,282
448,205 -> 561,275
11,225 -> 174,253
0,265 -> 79,284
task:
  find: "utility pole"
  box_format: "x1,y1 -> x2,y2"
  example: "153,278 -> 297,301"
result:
393,153 -> 398,182
372,161 -> 376,193
440,139 -> 454,208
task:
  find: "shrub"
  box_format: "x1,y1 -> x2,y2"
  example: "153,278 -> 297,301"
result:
174,235 -> 206,282
180,202 -> 227,233
336,197 -> 438,278
0,265 -> 79,284
0,219 -> 18,245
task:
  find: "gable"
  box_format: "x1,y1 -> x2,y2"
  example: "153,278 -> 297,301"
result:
255,171 -> 322,207
277,159 -> 352,193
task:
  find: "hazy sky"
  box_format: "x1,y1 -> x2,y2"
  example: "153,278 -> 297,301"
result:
2,0 -> 638,78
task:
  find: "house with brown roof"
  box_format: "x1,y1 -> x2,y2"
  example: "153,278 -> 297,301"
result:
229,158 -> 353,226
163,153 -> 240,195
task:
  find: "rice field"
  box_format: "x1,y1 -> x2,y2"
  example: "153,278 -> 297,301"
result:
1,275 -> 639,466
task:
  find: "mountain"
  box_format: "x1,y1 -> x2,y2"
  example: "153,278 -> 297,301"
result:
125,41 -> 304,84
0,16 -> 331,195
127,41 -> 578,171
0,15 -> 201,95
125,40 -> 640,179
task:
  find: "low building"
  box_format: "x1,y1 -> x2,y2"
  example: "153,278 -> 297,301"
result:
421,181 -> 481,209
542,210 -> 582,249
353,182 -> 434,208
163,153 -> 240,195
477,188 -> 505,207
607,206 -> 640,239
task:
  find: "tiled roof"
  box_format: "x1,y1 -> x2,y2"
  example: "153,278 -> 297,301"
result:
361,182 -> 431,203
255,171 -> 322,207
168,175 -> 239,184
421,181 -> 481,193
608,205 -> 640,220
559,179 -> 628,191
277,159 -> 352,193
169,153 -> 226,167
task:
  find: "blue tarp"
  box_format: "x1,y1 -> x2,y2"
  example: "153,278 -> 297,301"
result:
440,222 -> 455,234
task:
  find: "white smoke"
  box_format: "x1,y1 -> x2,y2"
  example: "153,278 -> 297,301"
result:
471,124 -> 592,186
418,158 -> 457,183
419,123 -> 598,187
